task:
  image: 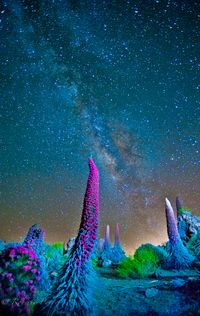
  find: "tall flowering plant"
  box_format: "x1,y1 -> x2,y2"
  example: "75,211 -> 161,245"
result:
46,158 -> 99,315
165,198 -> 194,270
111,223 -> 126,265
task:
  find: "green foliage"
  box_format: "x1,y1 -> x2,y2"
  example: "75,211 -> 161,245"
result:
117,244 -> 166,278
178,207 -> 192,214
117,255 -> 136,278
44,243 -> 65,279
135,244 -> 167,263
51,242 -> 64,253
91,257 -> 98,268
45,242 -> 63,260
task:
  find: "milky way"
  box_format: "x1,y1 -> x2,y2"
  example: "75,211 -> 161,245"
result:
1,0 -> 200,252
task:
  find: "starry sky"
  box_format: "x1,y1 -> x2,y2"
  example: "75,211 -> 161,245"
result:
1,0 -> 200,253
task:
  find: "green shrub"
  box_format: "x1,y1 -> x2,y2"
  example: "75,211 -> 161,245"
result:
178,207 -> 192,214
51,242 -> 64,253
45,242 -> 64,260
116,255 -> 135,278
117,244 -> 166,278
91,257 -> 98,268
44,243 -> 65,278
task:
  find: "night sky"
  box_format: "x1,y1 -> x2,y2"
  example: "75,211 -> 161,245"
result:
1,0 -> 200,253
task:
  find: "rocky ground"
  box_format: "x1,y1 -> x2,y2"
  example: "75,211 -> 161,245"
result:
93,268 -> 200,316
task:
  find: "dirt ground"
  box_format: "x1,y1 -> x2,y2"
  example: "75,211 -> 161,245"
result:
93,268 -> 200,316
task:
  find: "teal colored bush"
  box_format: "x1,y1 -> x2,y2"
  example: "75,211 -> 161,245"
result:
111,244 -> 126,265
0,245 -> 41,315
0,240 -> 5,253
186,231 -> 200,260
117,244 -> 167,278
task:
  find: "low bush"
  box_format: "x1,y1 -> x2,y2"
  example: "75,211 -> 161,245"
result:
0,245 -> 40,315
117,244 -> 166,278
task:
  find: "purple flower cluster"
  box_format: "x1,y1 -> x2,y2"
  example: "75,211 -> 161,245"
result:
0,245 -> 41,315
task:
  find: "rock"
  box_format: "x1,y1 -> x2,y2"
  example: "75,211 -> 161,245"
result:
171,278 -> 186,288
145,288 -> 159,298
98,258 -> 112,267
64,237 -> 76,254
102,259 -> 112,268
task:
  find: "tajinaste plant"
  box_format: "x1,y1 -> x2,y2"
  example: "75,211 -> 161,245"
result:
45,158 -> 99,315
98,225 -> 113,266
111,224 -> 126,264
176,196 -> 183,214
114,223 -> 120,246
23,224 -> 50,293
103,225 -> 111,250
23,224 -> 44,247
165,198 -> 194,270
